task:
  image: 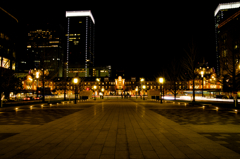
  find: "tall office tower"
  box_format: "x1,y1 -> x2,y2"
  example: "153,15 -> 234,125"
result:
66,10 -> 95,77
214,2 -> 240,76
0,7 -> 18,72
19,23 -> 64,78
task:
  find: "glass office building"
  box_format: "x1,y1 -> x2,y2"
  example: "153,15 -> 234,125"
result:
66,10 -> 95,77
21,23 -> 64,78
0,7 -> 18,71
214,2 -> 240,76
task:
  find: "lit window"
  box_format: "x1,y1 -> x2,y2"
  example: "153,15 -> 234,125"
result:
49,41 -> 59,43
0,33 -> 4,38
2,58 -> 10,68
223,50 -> 227,57
73,41 -> 79,45
12,62 -> 15,70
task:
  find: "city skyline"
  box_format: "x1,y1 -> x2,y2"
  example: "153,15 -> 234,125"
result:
1,1 -> 235,77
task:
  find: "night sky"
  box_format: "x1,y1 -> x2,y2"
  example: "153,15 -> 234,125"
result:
1,1 -> 236,78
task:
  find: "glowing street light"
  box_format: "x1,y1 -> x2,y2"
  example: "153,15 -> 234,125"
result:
35,71 -> 40,97
73,78 -> 78,84
140,78 -> 145,99
142,85 -> 146,100
96,78 -> 101,99
200,71 -> 204,97
93,85 -> 97,100
73,77 -> 79,104
159,77 -> 164,103
135,88 -> 138,99
101,88 -> 104,99
159,78 -> 163,83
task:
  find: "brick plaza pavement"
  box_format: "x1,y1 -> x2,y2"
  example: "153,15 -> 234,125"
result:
0,99 -> 239,159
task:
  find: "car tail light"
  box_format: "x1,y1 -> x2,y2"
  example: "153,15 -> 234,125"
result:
27,98 -> 30,100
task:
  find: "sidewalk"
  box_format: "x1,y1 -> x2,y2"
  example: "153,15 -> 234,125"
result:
0,99 -> 239,158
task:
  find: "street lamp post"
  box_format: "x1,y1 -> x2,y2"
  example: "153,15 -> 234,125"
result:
93,85 -> 97,100
73,78 -> 78,104
31,69 -> 41,98
135,88 -> 138,99
201,71 -> 204,97
101,88 -> 104,99
142,85 -> 146,100
96,78 -> 101,99
35,71 -> 40,97
159,77 -> 164,103
140,78 -> 144,99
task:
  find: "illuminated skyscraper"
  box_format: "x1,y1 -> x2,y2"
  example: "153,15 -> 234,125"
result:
20,23 -> 64,78
214,2 -> 240,76
65,10 -> 95,77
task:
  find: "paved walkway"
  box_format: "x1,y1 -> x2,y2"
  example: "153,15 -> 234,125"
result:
0,99 -> 239,159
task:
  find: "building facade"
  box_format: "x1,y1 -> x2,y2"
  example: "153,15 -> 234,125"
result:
186,64 -> 221,97
18,73 -> 221,99
68,65 -> 111,78
214,2 -> 240,76
217,7 -> 240,94
66,10 -> 95,77
18,23 -> 64,78
0,7 -> 19,101
0,7 -> 18,72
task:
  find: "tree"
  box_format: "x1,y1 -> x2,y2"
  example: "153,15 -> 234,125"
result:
164,57 -> 184,100
182,39 -> 198,103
